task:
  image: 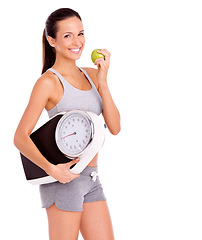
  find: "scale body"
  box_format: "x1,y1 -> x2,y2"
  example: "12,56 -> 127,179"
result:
20,110 -> 105,185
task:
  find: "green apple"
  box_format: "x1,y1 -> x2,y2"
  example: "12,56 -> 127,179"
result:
91,49 -> 105,63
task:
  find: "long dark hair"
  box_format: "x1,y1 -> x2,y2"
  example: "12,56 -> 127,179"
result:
42,8 -> 82,74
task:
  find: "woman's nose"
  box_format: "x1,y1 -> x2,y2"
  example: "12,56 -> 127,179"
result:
72,36 -> 81,46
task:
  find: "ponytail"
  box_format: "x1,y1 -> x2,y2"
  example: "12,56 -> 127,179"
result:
41,8 -> 82,75
42,29 -> 56,74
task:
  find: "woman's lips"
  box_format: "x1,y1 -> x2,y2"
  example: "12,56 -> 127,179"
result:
68,47 -> 81,54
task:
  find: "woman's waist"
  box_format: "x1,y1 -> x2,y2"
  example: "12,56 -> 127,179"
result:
87,153 -> 98,167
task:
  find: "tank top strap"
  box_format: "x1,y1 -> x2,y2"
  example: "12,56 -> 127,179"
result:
78,67 -> 97,90
47,68 -> 66,89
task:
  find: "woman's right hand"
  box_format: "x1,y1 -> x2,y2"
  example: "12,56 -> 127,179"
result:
47,158 -> 80,184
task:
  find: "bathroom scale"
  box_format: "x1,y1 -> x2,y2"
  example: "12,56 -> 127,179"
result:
20,110 -> 105,185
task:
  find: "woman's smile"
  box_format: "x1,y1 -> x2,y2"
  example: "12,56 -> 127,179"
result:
68,47 -> 82,54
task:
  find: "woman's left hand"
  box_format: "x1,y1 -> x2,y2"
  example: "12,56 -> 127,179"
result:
94,49 -> 111,87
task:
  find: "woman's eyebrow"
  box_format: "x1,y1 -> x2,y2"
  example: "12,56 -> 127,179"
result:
64,32 -> 73,34
64,30 -> 84,34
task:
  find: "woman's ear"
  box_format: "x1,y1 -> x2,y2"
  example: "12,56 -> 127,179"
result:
47,36 -> 55,48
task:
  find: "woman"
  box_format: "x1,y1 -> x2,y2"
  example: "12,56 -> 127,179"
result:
14,8 -> 120,240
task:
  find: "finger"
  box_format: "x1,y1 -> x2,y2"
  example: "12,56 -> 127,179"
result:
59,177 -> 71,184
98,49 -> 111,56
97,49 -> 111,62
66,173 -> 80,183
94,57 -> 105,64
94,58 -> 105,66
67,158 -> 80,167
71,173 -> 80,179
94,59 -> 102,68
61,173 -> 80,184
95,58 -> 108,69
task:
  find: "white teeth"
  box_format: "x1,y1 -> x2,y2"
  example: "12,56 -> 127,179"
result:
70,48 -> 80,52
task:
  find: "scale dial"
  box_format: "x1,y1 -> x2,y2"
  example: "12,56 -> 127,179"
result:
55,112 -> 93,158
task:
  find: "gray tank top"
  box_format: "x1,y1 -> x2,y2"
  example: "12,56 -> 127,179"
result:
47,67 -> 103,118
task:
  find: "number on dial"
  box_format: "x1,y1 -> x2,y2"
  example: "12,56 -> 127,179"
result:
58,115 -> 91,155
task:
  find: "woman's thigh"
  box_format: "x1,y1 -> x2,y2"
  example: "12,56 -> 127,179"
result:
80,201 -> 115,240
46,203 -> 82,240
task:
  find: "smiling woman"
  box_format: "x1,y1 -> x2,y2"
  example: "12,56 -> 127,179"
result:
42,9 -> 85,74
14,7 -> 120,240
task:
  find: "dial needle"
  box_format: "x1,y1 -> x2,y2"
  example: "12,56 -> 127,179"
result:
62,132 -> 76,139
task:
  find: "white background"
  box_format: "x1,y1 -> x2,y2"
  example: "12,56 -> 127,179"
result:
1,0 -> 202,239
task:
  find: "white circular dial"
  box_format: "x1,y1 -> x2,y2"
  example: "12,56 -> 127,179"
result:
56,112 -> 93,157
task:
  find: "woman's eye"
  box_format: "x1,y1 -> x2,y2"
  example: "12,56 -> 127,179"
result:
64,35 -> 71,38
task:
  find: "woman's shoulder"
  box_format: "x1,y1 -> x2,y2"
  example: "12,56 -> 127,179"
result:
35,70 -> 59,90
82,67 -> 98,89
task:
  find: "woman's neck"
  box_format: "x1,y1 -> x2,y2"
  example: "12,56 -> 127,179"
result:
52,56 -> 79,76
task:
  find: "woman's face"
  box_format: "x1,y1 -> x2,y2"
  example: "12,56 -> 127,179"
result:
49,17 -> 85,61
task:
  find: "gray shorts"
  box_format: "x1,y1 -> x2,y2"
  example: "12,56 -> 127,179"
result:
39,166 -> 106,212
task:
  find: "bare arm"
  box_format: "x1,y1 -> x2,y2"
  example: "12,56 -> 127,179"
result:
87,49 -> 121,135
14,75 -> 53,171
98,85 -> 120,135
14,74 -> 80,183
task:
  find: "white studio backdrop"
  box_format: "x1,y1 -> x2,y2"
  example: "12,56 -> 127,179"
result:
1,0 -> 202,239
